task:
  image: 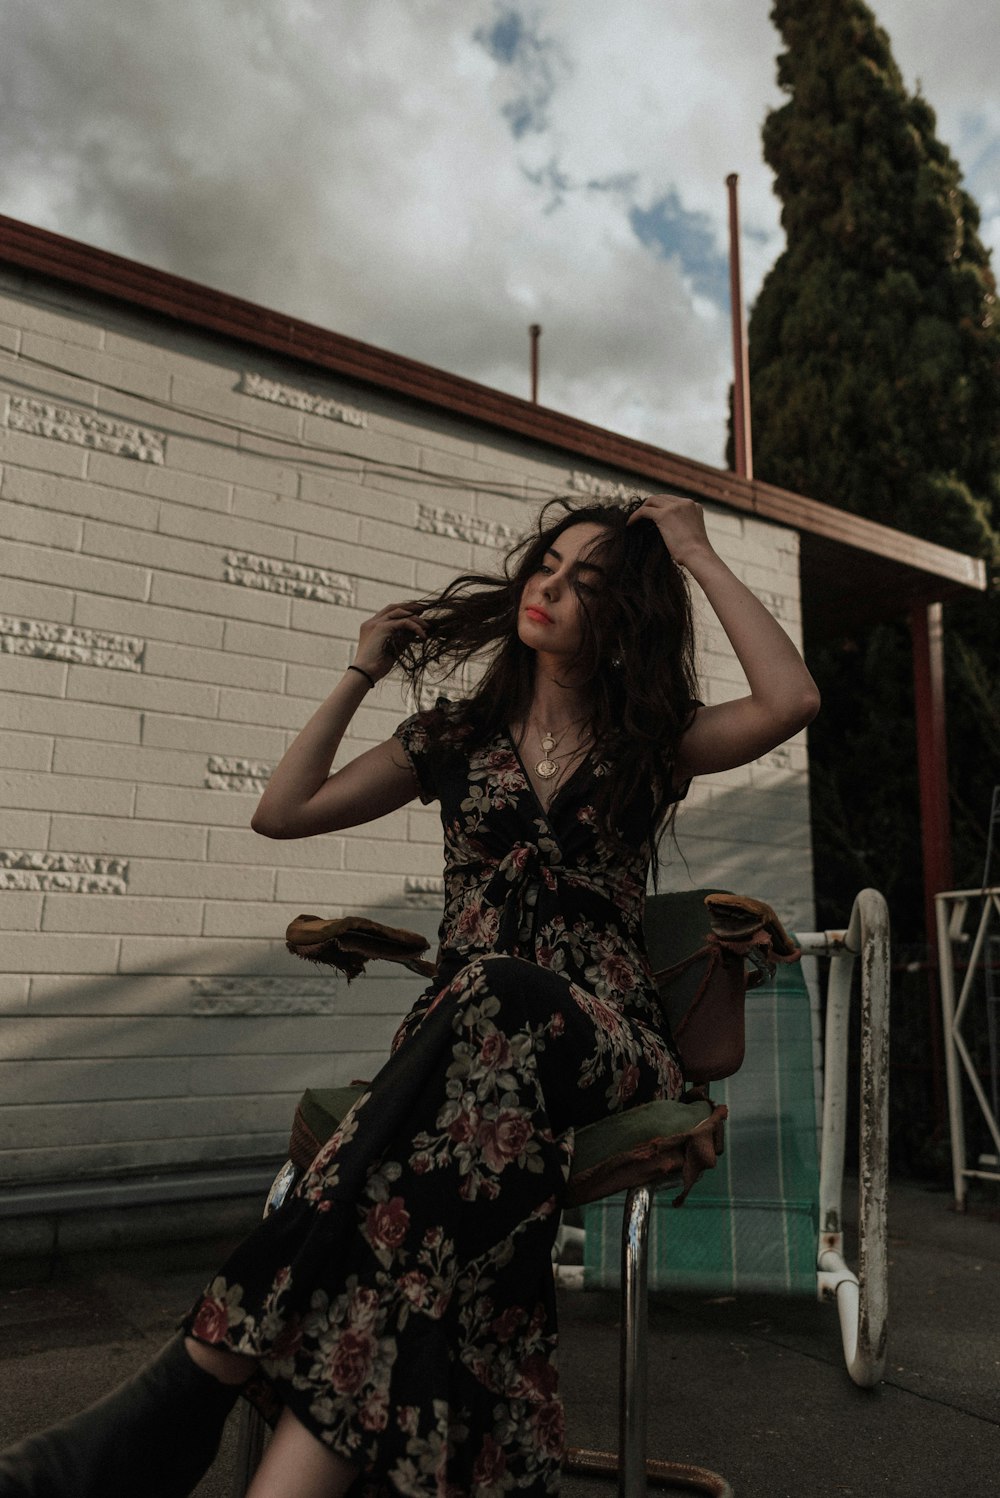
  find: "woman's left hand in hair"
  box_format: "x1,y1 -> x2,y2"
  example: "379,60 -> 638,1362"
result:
626,494 -> 714,569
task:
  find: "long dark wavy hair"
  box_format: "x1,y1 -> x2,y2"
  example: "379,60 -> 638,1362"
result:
396,496 -> 699,883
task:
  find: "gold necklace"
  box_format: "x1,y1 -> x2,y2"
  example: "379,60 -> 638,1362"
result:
534,719 -> 589,780
536,726 -> 571,779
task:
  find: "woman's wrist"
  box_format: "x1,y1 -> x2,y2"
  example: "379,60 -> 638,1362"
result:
346,663 -> 378,690
673,540 -> 723,580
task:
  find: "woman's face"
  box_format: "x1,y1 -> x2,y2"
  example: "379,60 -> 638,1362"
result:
517,521 -> 611,660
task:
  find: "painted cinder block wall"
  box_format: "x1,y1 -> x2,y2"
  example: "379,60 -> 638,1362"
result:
0,265 -> 814,1189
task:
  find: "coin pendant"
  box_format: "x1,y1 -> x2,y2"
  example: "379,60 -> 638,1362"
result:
536,758 -> 559,779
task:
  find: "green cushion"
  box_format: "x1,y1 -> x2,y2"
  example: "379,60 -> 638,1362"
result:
298,1085 -> 366,1144
571,1098 -> 712,1180
297,1086 -> 713,1190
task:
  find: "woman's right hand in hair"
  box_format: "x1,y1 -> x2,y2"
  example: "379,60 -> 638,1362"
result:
353,600 -> 429,682
626,494 -> 714,569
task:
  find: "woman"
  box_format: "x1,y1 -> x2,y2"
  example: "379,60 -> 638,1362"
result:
0,494 -> 819,1498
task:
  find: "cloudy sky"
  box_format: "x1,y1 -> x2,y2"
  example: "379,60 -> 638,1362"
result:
1,0 -> 997,468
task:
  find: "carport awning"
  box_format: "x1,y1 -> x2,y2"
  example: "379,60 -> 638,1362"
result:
798,527 -> 982,639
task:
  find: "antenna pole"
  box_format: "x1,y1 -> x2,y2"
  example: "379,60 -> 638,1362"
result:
726,174 -> 753,479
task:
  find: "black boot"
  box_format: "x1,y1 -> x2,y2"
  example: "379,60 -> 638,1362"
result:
0,1334 -> 244,1498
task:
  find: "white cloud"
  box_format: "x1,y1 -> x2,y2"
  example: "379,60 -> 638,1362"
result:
0,0 -> 995,471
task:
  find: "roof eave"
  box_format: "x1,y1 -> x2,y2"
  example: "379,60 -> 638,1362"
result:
0,212 -> 987,620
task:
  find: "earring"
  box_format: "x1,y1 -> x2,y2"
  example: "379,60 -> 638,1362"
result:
610,655 -> 623,669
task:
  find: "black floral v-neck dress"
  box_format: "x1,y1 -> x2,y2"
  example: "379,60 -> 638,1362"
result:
184,699 -> 684,1496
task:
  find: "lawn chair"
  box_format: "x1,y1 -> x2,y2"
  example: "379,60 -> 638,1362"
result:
582,887 -> 890,1389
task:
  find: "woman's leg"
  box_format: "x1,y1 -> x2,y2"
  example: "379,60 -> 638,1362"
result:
175,957 -> 677,1498
246,1408 -> 359,1498
0,1334 -> 247,1498
184,1335 -> 258,1385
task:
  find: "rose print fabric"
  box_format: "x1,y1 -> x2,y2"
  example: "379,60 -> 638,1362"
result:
184,699 -> 684,1495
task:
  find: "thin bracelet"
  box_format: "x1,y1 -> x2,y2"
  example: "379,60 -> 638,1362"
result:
347,664 -> 377,690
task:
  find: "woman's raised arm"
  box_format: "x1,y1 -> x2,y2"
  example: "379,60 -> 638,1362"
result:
627,496 -> 821,780
251,600 -> 429,839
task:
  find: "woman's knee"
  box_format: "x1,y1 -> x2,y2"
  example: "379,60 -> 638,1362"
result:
448,957 -> 583,1064
457,955 -> 567,1020
246,1406 -> 358,1498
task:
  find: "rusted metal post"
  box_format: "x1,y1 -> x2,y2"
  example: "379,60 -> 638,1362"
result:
910,600 -> 952,1132
529,323 -> 541,404
726,174 -> 753,480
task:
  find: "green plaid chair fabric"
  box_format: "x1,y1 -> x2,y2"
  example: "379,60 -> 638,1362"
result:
583,949 -> 819,1294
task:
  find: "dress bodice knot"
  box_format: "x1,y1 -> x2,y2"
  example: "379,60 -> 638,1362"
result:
481,839 -> 556,950
394,704 -> 670,1032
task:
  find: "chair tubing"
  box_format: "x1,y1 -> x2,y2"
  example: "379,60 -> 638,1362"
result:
562,1183 -> 732,1498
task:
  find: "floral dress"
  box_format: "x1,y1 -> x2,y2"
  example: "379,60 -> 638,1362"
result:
184,699 -> 684,1496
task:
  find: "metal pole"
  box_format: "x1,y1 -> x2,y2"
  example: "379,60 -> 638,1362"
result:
619,1185 -> 650,1498
910,600 -> 953,1134
726,174 -> 753,480
529,323 -> 541,404
935,891 -> 969,1209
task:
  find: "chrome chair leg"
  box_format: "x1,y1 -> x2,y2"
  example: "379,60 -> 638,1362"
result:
620,1185 -> 651,1498
564,1183 -> 732,1498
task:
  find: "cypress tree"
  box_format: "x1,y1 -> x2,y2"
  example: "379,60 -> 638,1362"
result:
747,0 -> 1000,927
750,0 -> 1000,558
746,0 -> 1000,1172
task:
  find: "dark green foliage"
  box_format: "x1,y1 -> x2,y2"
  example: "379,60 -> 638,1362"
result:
746,1 -> 1000,1170
751,0 -> 1000,559
747,0 -> 1000,943
806,624 -> 921,933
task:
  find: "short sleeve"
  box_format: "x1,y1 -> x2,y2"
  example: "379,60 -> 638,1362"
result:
393,711 -> 438,806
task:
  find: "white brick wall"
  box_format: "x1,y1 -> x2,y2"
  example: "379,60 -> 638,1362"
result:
0,271 -> 815,1189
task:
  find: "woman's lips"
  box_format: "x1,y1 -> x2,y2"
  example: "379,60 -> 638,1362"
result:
524,606 -> 552,623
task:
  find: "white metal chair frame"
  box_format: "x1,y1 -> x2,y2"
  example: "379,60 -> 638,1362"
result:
935,884 -> 1000,1209
796,887 -> 890,1387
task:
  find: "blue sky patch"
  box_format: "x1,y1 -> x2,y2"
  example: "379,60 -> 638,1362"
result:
629,190 -> 730,306
521,156 -> 574,212
479,9 -> 524,65
474,6 -> 565,138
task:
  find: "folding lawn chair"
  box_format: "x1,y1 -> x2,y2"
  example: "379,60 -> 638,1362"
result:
582,887 -> 890,1389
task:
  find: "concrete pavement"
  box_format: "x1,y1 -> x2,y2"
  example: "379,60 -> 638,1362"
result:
0,1176 -> 997,1497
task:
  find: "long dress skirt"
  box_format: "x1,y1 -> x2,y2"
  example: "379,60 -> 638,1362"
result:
184,701 -> 684,1495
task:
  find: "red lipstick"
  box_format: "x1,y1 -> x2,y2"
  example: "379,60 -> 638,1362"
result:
524,606 -> 552,623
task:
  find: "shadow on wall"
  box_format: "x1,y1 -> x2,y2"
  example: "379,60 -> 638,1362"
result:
660,772 -> 815,937
0,898 -> 444,1189
1,769 -> 819,1191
